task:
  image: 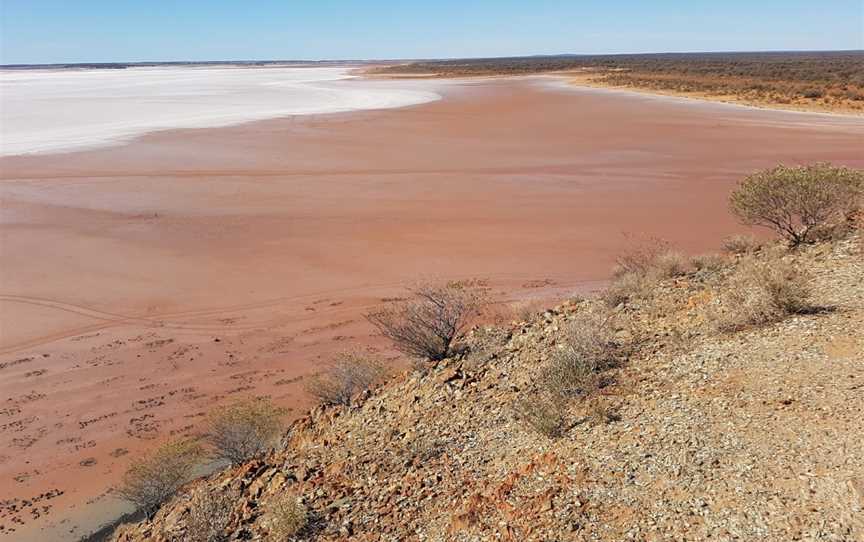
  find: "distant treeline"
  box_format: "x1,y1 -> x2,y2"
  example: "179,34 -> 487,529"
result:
378,51 -> 863,83
377,51 -> 864,109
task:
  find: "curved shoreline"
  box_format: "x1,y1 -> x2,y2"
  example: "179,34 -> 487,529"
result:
548,76 -> 864,121
0,66 -> 448,157
368,68 -> 864,119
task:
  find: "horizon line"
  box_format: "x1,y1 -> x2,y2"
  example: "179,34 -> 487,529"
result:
3,48 -> 862,69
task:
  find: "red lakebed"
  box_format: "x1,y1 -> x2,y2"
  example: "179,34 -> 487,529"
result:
1,77 -> 862,540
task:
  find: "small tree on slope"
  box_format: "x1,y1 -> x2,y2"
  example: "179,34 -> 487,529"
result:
729,163 -> 863,246
366,280 -> 486,361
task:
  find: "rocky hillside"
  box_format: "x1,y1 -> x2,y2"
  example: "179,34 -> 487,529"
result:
112,233 -> 864,542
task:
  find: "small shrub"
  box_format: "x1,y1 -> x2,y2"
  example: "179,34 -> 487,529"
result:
366,280 -> 486,361
182,489 -> 237,542
721,234 -> 761,255
515,312 -> 622,439
711,256 -> 813,331
305,351 -> 388,406
205,398 -> 286,465
264,494 -> 307,540
513,395 -> 566,438
116,439 -> 204,518
586,397 -> 622,426
540,312 -> 619,399
651,250 -> 690,279
402,435 -> 447,464
603,238 -> 689,306
612,237 -> 672,278
856,211 -> 864,251
807,212 -> 861,242
601,271 -> 648,307
690,253 -> 727,273
802,87 -> 823,99
729,163 -> 864,246
463,326 -> 511,371
509,299 -> 544,323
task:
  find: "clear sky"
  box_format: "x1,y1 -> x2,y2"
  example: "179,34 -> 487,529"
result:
1,0 -> 862,64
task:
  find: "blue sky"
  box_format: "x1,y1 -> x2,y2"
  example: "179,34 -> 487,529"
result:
1,1 -> 862,64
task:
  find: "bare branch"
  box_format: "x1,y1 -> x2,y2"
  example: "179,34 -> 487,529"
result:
366,280 -> 487,361
204,397 -> 286,465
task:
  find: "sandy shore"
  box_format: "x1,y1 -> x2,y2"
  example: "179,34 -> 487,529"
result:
1,76 -> 863,540
560,72 -> 864,117
371,68 -> 864,117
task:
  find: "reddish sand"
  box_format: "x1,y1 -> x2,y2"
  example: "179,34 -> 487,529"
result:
1,77 -> 862,541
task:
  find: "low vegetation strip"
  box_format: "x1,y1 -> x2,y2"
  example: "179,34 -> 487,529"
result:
375,51 -> 864,112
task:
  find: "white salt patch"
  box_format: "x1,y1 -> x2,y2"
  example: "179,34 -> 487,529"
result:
0,66 -> 444,156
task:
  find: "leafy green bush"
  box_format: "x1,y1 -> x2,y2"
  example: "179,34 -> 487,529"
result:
729,163 -> 864,246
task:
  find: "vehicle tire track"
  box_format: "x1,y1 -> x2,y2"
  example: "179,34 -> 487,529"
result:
0,274 -> 601,354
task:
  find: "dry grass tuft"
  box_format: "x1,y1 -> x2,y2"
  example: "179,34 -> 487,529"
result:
513,395 -> 567,438
808,211 -> 863,243
540,312 -> 620,399
264,494 -> 307,540
690,253 -> 727,274
612,237 -> 685,279
651,250 -> 690,279
181,489 -> 238,542
305,351 -> 389,406
401,434 -> 447,464
722,234 -> 762,255
516,311 -> 624,438
585,397 -> 622,426
601,271 -> 648,308
205,397 -> 287,465
509,299 -> 545,323
463,326 -> 511,371
709,256 -> 813,332
602,238 -> 689,307
116,439 -> 204,518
